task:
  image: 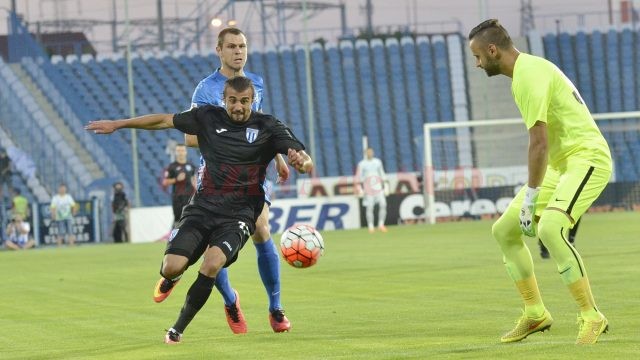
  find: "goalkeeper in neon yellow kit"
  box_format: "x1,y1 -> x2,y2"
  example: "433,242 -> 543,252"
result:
468,19 -> 611,345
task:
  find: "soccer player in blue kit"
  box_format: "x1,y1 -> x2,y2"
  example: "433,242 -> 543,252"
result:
153,27 -> 292,334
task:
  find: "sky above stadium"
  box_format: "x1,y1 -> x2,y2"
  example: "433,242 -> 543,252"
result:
0,0 -> 632,52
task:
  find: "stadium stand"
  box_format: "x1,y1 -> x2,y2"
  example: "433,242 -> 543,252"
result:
0,58 -> 93,197
355,39 -> 382,165
309,42 -> 332,176
3,26 -> 640,208
326,44 -> 354,175
400,36 -> 424,171
541,29 -> 640,181
446,34 -> 472,168
370,38 -> 398,173
339,40 -> 364,166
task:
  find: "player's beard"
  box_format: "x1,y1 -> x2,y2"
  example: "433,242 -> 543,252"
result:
483,56 -> 501,77
230,110 -> 248,122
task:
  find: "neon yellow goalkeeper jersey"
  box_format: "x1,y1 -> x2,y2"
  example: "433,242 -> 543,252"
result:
511,53 -> 612,171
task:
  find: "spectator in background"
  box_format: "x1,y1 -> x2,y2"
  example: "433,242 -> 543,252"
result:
10,187 -> 30,221
112,182 -> 129,243
5,214 -> 34,250
0,148 -> 11,198
355,148 -> 389,233
50,183 -> 77,246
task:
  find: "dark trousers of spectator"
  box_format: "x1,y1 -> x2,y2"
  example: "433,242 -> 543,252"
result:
113,219 -> 128,243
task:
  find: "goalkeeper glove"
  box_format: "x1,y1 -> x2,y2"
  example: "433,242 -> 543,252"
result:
519,186 -> 540,237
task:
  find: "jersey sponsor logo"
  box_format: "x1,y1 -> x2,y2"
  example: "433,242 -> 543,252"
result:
246,128 -> 259,143
216,128 -> 228,134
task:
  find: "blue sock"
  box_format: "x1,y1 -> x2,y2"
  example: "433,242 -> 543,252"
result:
214,268 -> 236,306
255,238 -> 281,311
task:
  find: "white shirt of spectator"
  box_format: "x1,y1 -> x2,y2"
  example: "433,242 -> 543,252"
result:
51,194 -> 76,220
356,158 -> 387,195
8,221 -> 30,244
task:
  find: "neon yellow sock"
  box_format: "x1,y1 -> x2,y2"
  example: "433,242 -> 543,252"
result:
568,277 -> 600,320
515,276 -> 546,318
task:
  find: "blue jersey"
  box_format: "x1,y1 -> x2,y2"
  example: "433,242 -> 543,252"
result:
191,69 -> 264,111
191,69 -> 272,203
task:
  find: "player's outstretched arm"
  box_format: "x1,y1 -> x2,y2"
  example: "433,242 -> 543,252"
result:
274,153 -> 290,183
287,149 -> 313,174
85,114 -> 175,134
185,134 -> 199,147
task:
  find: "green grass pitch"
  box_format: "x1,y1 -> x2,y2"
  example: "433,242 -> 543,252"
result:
1,212 -> 639,359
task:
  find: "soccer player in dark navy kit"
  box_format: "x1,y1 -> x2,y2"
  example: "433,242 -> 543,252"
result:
86,76 -> 313,344
162,143 -> 196,227
184,27 -> 293,334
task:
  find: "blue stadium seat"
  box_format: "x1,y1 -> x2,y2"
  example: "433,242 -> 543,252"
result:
385,38 -> 413,172
309,43 -> 333,176
278,45 -> 307,148
432,35 -> 456,170
558,32 -> 577,83
415,36 -> 442,169
370,38 -> 397,173
620,29 -> 636,112
574,31 -> 594,109
401,36 -> 423,171
355,39 -> 381,163
326,44 -> 353,175
339,40 -> 363,168
606,30 -> 623,113
589,31 -> 609,113
542,33 -> 560,66
163,55 -> 200,104
264,48 -> 288,121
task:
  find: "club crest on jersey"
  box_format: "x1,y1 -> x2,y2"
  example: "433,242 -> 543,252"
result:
246,128 -> 259,143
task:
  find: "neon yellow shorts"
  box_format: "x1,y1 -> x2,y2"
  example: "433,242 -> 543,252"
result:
511,163 -> 612,225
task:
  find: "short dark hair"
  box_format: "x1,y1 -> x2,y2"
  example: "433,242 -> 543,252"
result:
468,19 -> 513,49
223,76 -> 255,99
217,27 -> 246,48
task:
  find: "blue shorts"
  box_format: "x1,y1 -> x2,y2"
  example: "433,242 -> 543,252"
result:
7,238 -> 28,248
54,219 -> 74,235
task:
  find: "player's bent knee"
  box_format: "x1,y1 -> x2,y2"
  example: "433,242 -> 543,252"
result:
491,214 -> 521,245
162,255 -> 189,278
537,209 -> 572,248
252,207 -> 271,243
251,225 -> 270,243
200,247 -> 227,278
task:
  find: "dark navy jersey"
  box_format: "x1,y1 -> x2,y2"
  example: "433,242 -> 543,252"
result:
191,69 -> 267,199
173,105 -> 304,217
164,161 -> 196,197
